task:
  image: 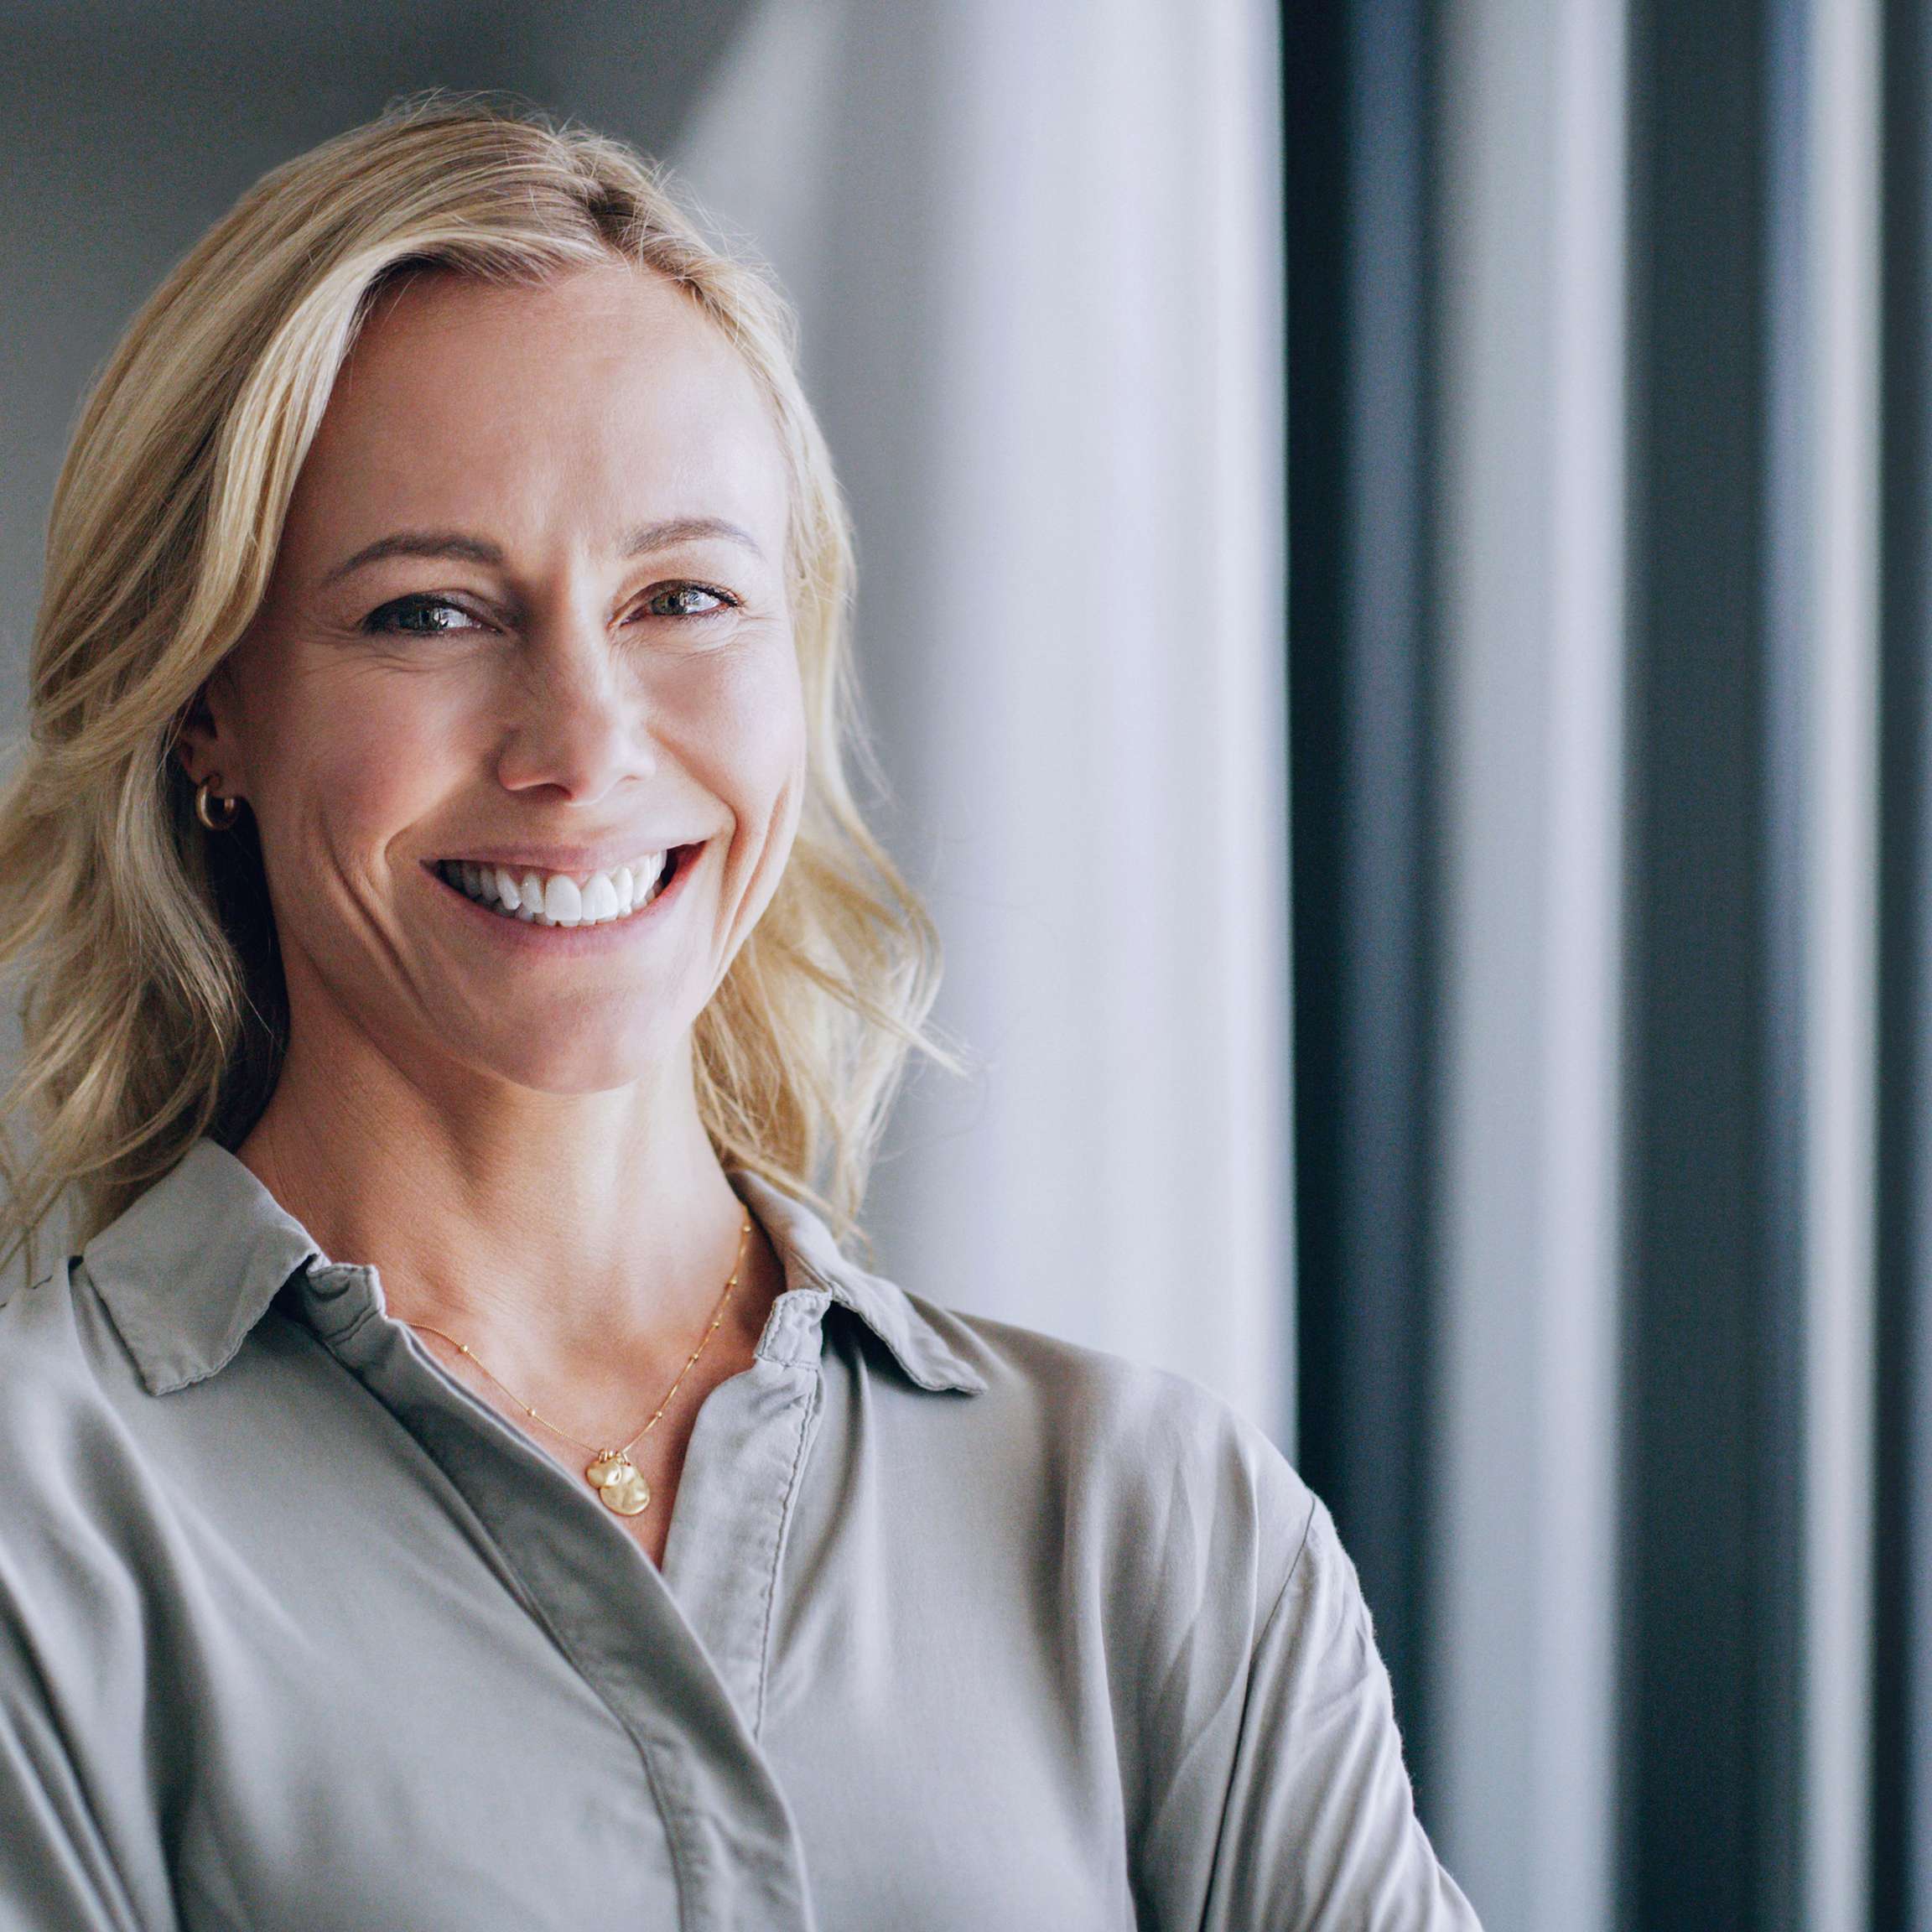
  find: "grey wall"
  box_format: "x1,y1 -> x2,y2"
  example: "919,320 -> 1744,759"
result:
0,0 -> 752,711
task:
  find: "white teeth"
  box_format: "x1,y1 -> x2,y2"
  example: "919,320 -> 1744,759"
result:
583,875 -> 620,923
442,850 -> 678,927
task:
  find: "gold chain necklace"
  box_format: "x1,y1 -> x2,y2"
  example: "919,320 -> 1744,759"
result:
406,1211 -> 752,1517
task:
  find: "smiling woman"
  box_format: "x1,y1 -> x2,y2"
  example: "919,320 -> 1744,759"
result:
3,112 -> 909,1252
0,95 -> 1477,1930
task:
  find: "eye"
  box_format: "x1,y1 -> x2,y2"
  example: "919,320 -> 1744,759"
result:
639,582 -> 740,621
362,595 -> 490,636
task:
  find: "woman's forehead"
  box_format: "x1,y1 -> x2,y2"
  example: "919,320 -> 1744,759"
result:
284,262 -> 790,567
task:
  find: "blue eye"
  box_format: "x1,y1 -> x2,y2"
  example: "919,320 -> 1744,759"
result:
364,595 -> 486,636
642,583 -> 737,619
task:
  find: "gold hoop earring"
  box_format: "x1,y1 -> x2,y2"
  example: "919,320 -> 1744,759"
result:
194,777 -> 240,832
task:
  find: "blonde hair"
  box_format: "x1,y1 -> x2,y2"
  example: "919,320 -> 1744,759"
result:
0,91 -> 948,1268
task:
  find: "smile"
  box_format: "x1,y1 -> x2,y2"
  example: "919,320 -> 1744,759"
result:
434,849 -> 692,927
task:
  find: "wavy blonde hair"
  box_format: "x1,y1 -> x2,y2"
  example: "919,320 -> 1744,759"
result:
0,92 -> 948,1269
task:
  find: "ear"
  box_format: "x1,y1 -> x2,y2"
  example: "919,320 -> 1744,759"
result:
172,662 -> 247,799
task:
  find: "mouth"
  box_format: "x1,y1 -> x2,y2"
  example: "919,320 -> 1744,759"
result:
431,845 -> 698,929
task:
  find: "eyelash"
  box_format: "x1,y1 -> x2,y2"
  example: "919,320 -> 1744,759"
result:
361,582 -> 744,636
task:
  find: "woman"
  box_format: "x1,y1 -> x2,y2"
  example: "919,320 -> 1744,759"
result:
0,97 -> 1477,1929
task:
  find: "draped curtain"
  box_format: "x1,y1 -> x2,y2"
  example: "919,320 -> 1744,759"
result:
1290,1 -> 1896,1928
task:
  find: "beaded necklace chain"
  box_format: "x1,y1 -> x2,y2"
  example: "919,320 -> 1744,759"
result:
407,1211 -> 752,1517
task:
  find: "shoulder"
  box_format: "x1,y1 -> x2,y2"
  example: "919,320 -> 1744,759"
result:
930,1295 -> 1299,1483
0,1251 -> 160,1517
881,1291 -> 1320,1627
0,1254 -> 157,1652
0,1252 -> 143,1451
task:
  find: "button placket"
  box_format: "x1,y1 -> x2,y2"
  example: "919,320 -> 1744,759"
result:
292,1262 -> 819,1932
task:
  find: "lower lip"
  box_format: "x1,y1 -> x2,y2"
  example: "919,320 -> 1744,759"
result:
426,847 -> 703,951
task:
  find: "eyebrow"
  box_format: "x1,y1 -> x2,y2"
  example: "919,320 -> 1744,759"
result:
319,517 -> 766,587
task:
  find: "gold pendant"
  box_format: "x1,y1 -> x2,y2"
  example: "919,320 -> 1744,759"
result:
585,1450 -> 651,1516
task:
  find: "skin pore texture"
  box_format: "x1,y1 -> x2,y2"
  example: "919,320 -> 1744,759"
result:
174,262 -> 806,1566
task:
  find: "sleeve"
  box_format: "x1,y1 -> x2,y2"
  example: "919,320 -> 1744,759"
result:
1196,1495 -> 1481,1932
0,1609 -> 165,1932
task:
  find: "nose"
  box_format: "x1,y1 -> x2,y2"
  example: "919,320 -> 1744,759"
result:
493,608 -> 657,806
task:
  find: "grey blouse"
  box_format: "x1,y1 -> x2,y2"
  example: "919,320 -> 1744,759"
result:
0,1139 -> 1478,1929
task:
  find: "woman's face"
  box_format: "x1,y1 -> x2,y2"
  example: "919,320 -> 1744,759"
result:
186,261 -> 805,1096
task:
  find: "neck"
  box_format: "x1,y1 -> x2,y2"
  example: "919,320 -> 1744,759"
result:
236,1005 -> 761,1392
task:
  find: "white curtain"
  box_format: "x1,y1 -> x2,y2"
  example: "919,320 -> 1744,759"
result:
1431,0 -> 1628,1921
673,0 -> 1291,1431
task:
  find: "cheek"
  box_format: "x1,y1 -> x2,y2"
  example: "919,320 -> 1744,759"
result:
683,648 -> 808,821
246,664 -> 470,879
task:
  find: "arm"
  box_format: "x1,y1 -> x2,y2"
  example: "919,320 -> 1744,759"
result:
1197,1497 -> 1479,1931
0,1622 -> 166,1932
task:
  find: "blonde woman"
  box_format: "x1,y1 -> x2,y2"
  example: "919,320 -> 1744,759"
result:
0,98 -> 1478,1931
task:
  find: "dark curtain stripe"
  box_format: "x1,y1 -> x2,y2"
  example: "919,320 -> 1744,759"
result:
1285,0 -> 1351,1580
1872,0 -> 1932,1922
1285,0 -> 1443,1800
1619,0 -> 1807,1925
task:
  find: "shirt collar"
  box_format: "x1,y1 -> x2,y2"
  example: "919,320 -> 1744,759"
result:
82,1138 -> 984,1400
727,1169 -> 985,1395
